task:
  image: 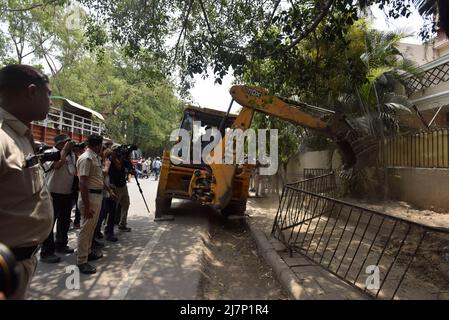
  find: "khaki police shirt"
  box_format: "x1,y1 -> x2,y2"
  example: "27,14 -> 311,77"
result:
76,148 -> 103,190
0,107 -> 53,248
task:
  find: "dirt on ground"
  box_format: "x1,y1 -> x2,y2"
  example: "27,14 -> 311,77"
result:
343,198 -> 449,297
245,193 -> 449,299
345,198 -> 449,230
199,214 -> 289,300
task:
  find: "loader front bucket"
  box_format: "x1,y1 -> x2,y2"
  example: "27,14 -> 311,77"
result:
326,112 -> 379,177
335,132 -> 379,178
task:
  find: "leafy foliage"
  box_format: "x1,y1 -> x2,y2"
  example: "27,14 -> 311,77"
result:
242,19 -> 418,165
74,0 -> 442,85
0,0 -> 426,160
50,50 -> 184,156
0,2 -> 183,157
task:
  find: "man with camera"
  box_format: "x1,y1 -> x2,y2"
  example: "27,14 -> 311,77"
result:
39,134 -> 78,263
76,134 -> 104,274
94,144 -> 118,242
109,145 -> 134,232
0,64 -> 54,299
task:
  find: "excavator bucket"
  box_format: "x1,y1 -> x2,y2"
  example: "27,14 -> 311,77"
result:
328,114 -> 379,178
335,133 -> 379,178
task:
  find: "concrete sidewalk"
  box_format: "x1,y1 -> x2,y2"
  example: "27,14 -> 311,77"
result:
246,199 -> 369,300
28,179 -> 211,300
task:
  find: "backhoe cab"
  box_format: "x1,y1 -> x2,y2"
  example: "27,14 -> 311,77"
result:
155,106 -> 251,219
154,85 -> 378,219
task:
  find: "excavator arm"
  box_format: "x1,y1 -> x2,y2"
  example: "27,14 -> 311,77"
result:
229,85 -> 329,132
189,85 -> 378,210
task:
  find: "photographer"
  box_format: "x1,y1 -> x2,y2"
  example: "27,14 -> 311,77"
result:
94,145 -> 118,242
109,145 -> 134,232
39,134 -> 77,263
0,64 -> 53,299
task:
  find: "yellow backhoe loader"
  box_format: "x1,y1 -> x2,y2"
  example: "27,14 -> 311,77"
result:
154,85 -> 378,220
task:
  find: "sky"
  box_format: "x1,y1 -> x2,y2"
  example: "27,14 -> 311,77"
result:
188,4 -> 426,113
188,71 -> 238,113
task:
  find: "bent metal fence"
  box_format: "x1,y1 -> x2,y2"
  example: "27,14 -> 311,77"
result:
272,173 -> 449,300
303,168 -> 334,179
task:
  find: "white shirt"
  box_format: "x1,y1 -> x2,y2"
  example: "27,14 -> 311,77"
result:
153,160 -> 162,169
43,147 -> 76,194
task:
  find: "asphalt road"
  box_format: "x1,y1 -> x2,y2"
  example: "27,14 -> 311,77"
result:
28,177 -> 211,300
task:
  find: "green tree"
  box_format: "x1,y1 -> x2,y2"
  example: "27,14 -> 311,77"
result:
0,0 -> 69,65
0,1 -> 183,156
51,49 -> 183,156
72,0 -> 445,86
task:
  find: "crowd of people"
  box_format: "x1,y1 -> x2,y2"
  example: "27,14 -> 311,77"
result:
0,64 -> 162,299
134,157 -> 162,180
37,134 -> 137,275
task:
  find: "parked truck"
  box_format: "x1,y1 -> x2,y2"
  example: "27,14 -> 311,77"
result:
31,96 -> 105,147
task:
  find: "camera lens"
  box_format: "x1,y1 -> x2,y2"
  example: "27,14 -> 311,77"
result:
0,243 -> 19,298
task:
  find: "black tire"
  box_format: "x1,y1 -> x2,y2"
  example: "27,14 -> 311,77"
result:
155,196 -> 172,218
221,199 -> 247,217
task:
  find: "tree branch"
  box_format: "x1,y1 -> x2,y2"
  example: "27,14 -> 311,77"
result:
289,0 -> 298,12
21,48 -> 37,59
198,0 -> 215,41
22,35 -> 52,59
173,0 -> 194,64
35,32 -> 57,75
19,22 -> 26,62
6,0 -> 61,12
264,0 -> 334,57
199,0 -> 243,51
260,0 -> 281,40
11,37 -> 22,64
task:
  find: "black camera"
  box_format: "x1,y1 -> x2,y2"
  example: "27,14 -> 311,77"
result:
72,142 -> 86,149
24,151 -> 61,168
36,144 -> 52,154
0,243 -> 19,299
114,144 -> 138,157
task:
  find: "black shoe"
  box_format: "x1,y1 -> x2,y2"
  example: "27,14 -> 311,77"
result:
55,246 -> 75,254
118,226 -> 131,232
92,239 -> 105,248
105,235 -> 118,242
40,253 -> 61,263
77,263 -> 96,274
88,251 -> 103,261
95,232 -> 104,239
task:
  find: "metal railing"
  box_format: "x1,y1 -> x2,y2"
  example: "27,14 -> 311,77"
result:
381,128 -> 449,168
271,173 -> 337,253
272,173 -> 449,299
285,171 -> 336,195
303,168 -> 334,178
32,107 -> 105,136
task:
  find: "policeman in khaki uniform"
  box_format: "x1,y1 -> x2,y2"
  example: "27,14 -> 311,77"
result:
76,134 -> 104,274
0,65 -> 53,299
